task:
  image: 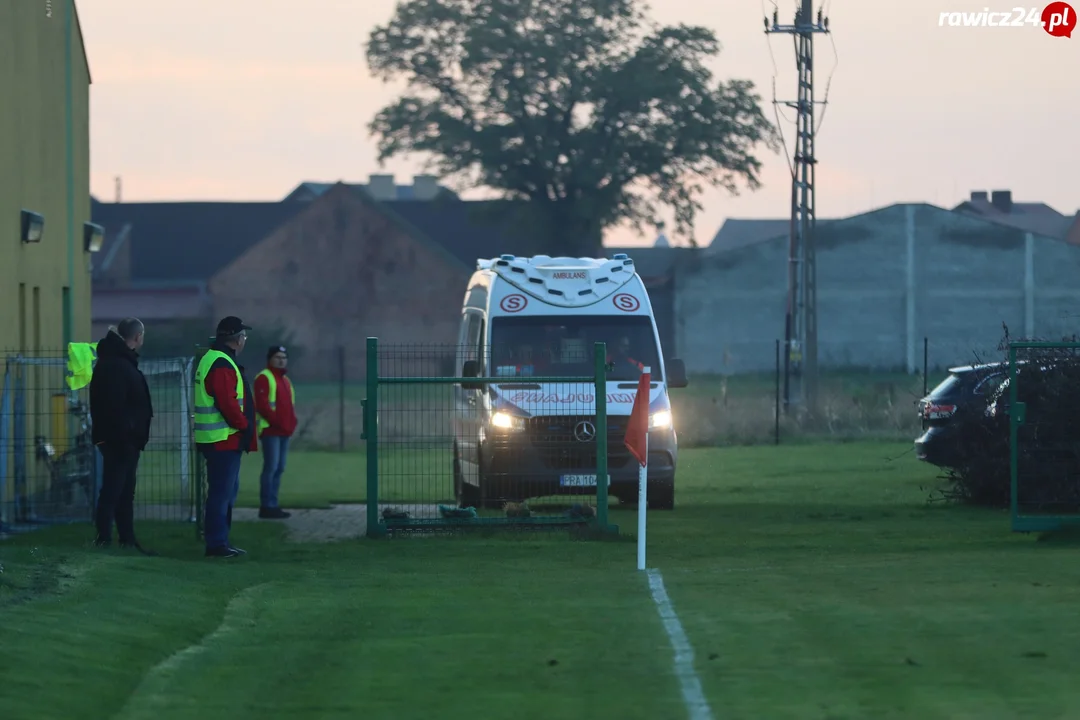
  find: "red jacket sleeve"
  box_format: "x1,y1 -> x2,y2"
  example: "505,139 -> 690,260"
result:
253,373 -> 275,425
206,366 -> 248,431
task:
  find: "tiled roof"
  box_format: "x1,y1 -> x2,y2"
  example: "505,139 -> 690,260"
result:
706,218 -> 792,254
90,199 -> 305,283
382,197 -> 549,266
90,190 -> 689,286
953,197 -> 1072,239
284,181 -> 459,203
382,196 -> 689,280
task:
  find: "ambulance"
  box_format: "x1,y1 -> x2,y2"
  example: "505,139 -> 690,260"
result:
451,254 -> 688,511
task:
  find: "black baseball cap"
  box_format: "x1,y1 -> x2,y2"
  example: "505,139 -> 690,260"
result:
215,316 -> 252,336
268,345 -> 287,359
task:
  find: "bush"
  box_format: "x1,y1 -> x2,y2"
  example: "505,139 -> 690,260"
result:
670,373 -> 925,447
937,328 -> 1080,510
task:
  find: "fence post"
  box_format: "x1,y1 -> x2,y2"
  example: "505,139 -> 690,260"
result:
193,346 -> 206,539
365,338 -> 381,538
338,345 -> 346,452
594,342 -> 609,530
194,444 -> 205,541
774,339 -> 781,445
923,337 -> 929,397
1008,342 -> 1020,528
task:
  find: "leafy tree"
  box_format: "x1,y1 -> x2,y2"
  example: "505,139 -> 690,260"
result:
366,0 -> 778,255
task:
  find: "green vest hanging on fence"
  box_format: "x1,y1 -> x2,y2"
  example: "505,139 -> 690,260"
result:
255,369 -> 295,435
193,350 -> 244,444
67,342 -> 98,390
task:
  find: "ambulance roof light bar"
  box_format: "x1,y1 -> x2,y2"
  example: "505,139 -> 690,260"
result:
480,255 -> 637,308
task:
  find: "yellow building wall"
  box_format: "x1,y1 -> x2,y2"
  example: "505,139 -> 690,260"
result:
0,1 -> 92,520
0,0 -> 93,355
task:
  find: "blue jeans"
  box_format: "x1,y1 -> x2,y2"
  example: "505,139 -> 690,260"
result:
259,435 -> 289,509
203,450 -> 242,550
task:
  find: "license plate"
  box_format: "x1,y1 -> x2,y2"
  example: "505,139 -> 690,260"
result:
560,474 -> 611,487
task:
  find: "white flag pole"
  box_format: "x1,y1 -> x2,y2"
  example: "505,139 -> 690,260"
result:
637,366 -> 650,571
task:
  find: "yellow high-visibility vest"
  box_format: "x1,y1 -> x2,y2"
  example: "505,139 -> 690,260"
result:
193,350 -> 244,444
67,342 -> 98,390
255,369 -> 296,436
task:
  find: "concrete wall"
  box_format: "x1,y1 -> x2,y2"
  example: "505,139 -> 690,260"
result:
0,0 -> 93,352
676,204 -> 1080,374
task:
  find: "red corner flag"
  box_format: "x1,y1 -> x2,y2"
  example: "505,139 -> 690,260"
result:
624,368 -> 651,467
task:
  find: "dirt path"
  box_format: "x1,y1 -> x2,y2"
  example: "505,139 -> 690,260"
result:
232,504 -> 442,542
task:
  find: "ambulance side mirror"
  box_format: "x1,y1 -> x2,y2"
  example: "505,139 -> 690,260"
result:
667,359 -> 688,389
461,360 -> 481,391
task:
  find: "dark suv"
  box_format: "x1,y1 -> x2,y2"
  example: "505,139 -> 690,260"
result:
914,363 -> 1007,467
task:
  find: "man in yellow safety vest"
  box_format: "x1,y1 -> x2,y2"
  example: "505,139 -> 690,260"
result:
253,345 -> 297,519
193,316 -> 257,558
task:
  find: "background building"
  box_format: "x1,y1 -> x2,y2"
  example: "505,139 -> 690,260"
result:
681,203 -> 1080,374
0,0 -> 94,351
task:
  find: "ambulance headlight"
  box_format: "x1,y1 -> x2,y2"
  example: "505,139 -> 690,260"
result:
491,411 -> 525,431
649,410 -> 672,429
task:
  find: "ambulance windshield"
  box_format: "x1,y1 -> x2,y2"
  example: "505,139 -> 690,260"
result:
490,315 -> 661,381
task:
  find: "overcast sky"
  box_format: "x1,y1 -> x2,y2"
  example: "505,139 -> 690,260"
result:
78,0 -> 1077,247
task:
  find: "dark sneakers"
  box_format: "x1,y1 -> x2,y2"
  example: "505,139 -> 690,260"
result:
258,507 -> 292,519
229,546 -> 247,556
205,546 -> 243,558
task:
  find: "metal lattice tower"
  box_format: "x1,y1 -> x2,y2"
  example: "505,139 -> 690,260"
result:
766,1 -> 829,415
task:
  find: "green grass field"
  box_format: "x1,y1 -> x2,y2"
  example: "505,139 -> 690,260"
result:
6,442 -> 1080,719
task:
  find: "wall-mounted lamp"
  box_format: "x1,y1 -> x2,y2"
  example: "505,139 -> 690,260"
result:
83,221 -> 105,252
20,209 -> 44,243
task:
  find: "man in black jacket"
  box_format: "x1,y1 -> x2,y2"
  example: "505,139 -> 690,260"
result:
89,317 -> 155,553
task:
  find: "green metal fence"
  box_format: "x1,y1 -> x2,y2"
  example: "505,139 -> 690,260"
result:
363,338 -> 619,537
1,350 -> 198,538
1009,341 -> 1080,532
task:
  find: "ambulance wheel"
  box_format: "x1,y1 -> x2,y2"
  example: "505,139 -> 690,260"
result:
476,442 -> 505,510
454,445 -> 480,509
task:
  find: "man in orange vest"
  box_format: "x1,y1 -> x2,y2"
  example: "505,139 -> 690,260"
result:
253,345 -> 297,519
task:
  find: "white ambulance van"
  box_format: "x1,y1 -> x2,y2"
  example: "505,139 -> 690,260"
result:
451,254 -> 688,511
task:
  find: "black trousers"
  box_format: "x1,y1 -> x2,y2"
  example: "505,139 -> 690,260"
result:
95,444 -> 141,544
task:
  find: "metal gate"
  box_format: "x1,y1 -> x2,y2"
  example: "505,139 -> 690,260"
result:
363,338 -> 619,537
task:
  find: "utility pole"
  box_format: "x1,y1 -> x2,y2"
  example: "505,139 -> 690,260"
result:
766,0 -> 829,416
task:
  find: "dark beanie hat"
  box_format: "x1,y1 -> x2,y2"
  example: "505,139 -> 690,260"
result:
268,345 -> 287,359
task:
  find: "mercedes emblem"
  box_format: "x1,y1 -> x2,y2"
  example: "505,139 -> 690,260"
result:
573,420 -> 597,443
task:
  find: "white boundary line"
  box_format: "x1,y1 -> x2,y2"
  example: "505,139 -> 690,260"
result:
646,569 -> 715,720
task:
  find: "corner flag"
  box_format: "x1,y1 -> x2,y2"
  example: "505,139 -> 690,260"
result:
624,367 -> 651,571
624,368 -> 651,466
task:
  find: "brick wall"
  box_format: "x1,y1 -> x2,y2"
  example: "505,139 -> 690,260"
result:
209,184 -> 468,382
